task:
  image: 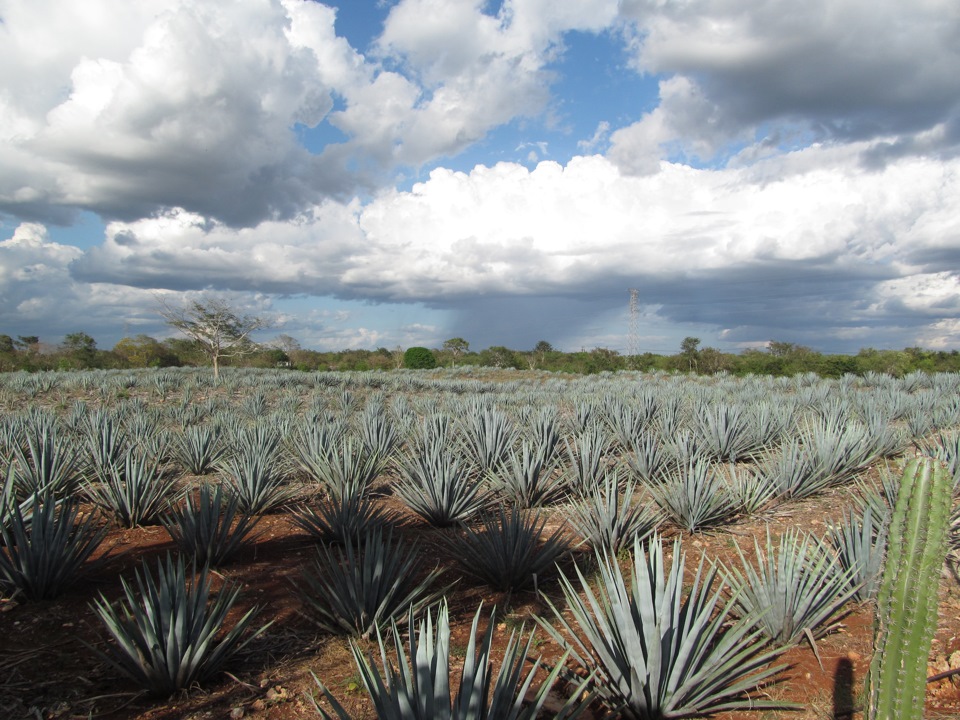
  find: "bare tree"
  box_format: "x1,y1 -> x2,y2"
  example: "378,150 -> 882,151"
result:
158,296 -> 271,381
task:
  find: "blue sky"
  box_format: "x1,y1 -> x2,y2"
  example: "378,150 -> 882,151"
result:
1,0 -> 958,355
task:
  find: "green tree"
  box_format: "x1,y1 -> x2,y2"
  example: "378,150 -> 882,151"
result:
159,297 -> 271,381
529,340 -> 554,369
113,334 -> 180,368
442,337 -> 469,366
60,332 -> 98,368
403,346 -> 437,369
679,336 -> 701,371
480,346 -> 519,369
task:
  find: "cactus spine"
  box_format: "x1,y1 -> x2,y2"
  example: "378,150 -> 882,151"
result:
868,458 -> 953,720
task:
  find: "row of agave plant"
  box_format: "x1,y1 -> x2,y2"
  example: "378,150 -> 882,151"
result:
1,367 -> 959,718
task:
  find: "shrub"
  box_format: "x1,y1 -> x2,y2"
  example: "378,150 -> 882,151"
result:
403,347 -> 437,370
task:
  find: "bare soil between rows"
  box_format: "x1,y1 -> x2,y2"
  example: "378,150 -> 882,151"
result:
4,476 -> 960,720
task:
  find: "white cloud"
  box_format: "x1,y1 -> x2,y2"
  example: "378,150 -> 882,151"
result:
49,143 -> 960,350
615,0 -> 960,166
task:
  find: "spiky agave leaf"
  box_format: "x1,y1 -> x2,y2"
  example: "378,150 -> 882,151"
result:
171,424 -> 228,476
83,449 -> 177,528
312,601 -> 592,720
291,493 -> 393,545
725,527 -> 861,645
0,490 -> 108,600
567,470 -> 660,554
161,483 -> 262,566
647,458 -> 739,532
490,441 -> 565,508
829,505 -> 888,602
540,535 -> 792,719
295,528 -> 445,639
91,554 -> 268,695
396,445 -> 486,527
442,506 -> 571,592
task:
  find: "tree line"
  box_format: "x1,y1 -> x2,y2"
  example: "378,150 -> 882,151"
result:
2,331 -> 958,378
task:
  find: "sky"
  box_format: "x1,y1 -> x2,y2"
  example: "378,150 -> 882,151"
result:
1,0 -> 958,355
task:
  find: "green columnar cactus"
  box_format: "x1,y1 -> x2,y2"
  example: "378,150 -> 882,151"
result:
868,458 -> 953,720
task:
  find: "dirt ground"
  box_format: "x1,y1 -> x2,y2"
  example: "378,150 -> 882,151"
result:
3,470 -> 960,720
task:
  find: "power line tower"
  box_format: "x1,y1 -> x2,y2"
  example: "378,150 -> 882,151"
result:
628,288 -> 640,357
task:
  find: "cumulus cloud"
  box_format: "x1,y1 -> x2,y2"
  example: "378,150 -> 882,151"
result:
2,0 -> 958,353
612,0 -> 960,171
0,0 -> 625,225
54,145 -> 960,351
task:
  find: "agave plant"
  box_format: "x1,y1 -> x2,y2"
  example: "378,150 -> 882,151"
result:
0,490 -> 107,600
171,424 -> 228,476
725,527 -> 861,645
490,441 -> 565,508
562,426 -> 609,494
692,402 -> 761,463
291,493 -> 393,545
625,433 -> 672,484
296,528 -> 445,639
540,535 -> 790,719
313,601 -> 592,720
11,413 -> 81,497
91,554 -> 268,695
161,484 -> 261,566
293,437 -> 385,501
357,403 -> 400,460
829,505 -> 888,602
458,406 -> 519,475
724,463 -> 780,516
567,471 -> 660,555
84,450 -> 177,528
220,431 -> 294,515
81,411 -> 130,478
646,458 -> 740,532
442,507 -> 571,592
396,444 -> 486,527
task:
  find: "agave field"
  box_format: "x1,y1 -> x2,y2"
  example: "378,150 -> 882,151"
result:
2,366 -> 960,719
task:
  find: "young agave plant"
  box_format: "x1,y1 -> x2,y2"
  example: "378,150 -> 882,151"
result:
171,424 -> 228,476
295,437 -> 385,501
625,433 -> 671,484
312,601 -> 592,720
12,414 -> 81,497
396,445 -> 486,527
91,554 -> 269,696
829,505 -> 888,602
0,490 -> 108,601
295,528 -> 445,639
442,506 -> 571,592
647,458 -> 740,532
567,470 -> 660,555
540,535 -> 790,719
490,440 -> 565,508
161,484 -> 262,566
84,450 -> 177,528
291,493 -> 393,545
725,527 -> 861,645
220,436 -> 294,515
458,406 -> 519,475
